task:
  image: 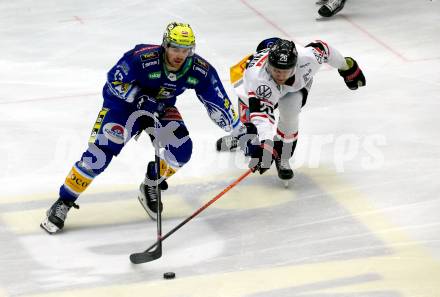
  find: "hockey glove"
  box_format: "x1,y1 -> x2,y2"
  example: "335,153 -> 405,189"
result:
248,139 -> 278,174
338,57 -> 366,90
136,93 -> 166,117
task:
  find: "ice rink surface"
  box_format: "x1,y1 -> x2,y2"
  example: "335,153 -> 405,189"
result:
1,0 -> 440,296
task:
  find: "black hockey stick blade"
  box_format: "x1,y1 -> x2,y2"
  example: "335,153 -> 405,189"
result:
130,241 -> 162,264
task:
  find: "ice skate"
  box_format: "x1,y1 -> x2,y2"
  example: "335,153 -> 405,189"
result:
318,0 -> 346,17
40,199 -> 79,234
275,157 -> 294,188
216,135 -> 238,152
138,161 -> 168,221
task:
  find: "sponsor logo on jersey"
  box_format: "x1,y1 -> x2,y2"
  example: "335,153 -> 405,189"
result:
157,86 -> 176,99
167,72 -> 177,81
89,108 -> 109,143
193,65 -> 208,77
103,123 -> 126,144
186,76 -> 199,85
65,166 -> 93,194
299,62 -> 311,68
142,60 -> 159,68
194,57 -> 209,70
303,69 -> 312,83
256,84 -> 272,99
148,71 -> 161,79
140,51 -> 159,61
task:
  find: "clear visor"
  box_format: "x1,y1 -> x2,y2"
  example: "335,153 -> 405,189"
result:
168,41 -> 195,49
267,63 -> 296,83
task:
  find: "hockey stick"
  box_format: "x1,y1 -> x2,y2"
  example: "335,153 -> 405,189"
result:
129,167 -> 254,264
131,113 -> 163,263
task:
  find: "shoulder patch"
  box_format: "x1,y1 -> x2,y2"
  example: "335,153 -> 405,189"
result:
148,71 -> 161,79
186,76 -> 199,85
140,51 -> 160,61
307,46 -> 330,64
305,40 -> 329,64
194,57 -> 210,70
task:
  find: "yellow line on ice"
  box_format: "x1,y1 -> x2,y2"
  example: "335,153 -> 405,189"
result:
0,172 -> 243,204
0,288 -> 8,297
1,171 -> 294,234
9,168 -> 440,297
304,167 -> 440,297
1,194 -> 193,234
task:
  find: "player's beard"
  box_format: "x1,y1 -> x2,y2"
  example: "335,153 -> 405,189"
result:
165,55 -> 184,71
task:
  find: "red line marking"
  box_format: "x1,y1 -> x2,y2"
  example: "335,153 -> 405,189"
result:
74,16 -> 85,25
240,1 -> 438,64
409,57 -> 440,62
239,0 -> 331,70
340,15 -> 409,62
240,0 -> 292,39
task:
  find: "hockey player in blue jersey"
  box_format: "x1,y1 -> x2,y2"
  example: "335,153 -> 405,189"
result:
41,22 -> 247,234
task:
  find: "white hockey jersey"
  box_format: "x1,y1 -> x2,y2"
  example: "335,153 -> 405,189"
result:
232,40 -> 348,141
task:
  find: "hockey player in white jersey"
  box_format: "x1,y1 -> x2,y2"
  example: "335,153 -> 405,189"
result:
217,38 -> 365,185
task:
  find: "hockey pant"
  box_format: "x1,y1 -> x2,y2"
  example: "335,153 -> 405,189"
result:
237,86 -> 310,159
59,98 -> 192,201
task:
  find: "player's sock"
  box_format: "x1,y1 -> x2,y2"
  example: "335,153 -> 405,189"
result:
138,159 -> 176,220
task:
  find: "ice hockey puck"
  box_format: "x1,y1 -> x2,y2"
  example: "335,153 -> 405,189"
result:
163,272 -> 176,279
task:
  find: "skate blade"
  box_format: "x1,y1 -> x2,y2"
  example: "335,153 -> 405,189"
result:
137,194 -> 157,221
283,180 -> 289,188
40,218 -> 60,234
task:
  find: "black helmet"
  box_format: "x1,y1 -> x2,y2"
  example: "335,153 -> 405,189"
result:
256,37 -> 280,52
268,39 -> 298,69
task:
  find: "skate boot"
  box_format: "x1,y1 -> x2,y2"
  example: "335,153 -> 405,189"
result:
275,157 -> 294,188
138,161 -> 168,220
216,135 -> 238,152
40,199 -> 79,234
318,0 -> 346,17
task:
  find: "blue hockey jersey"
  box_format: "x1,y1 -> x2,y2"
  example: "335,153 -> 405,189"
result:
103,44 -> 239,132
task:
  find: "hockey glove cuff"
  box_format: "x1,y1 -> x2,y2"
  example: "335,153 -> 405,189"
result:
338,57 -> 366,90
248,139 -> 277,174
